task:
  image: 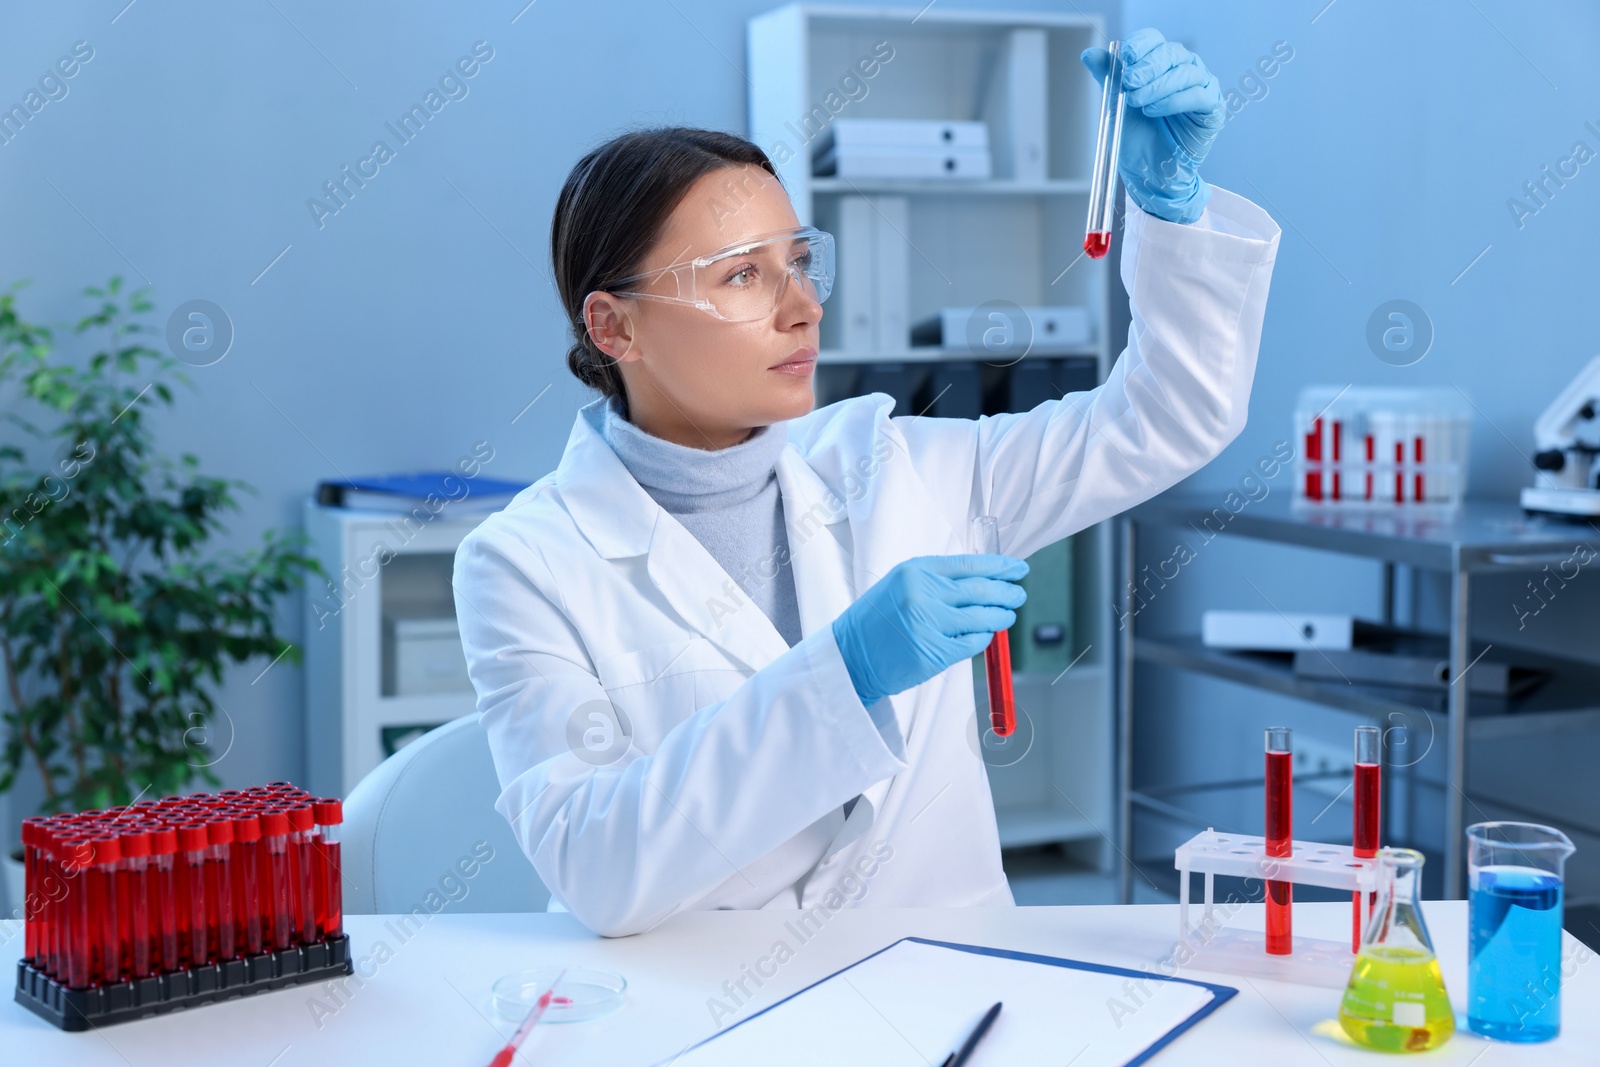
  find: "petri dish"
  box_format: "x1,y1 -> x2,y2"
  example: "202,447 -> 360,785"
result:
490,966 -> 626,1023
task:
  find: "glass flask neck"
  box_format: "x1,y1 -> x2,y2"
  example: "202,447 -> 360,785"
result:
1363,847 -> 1435,955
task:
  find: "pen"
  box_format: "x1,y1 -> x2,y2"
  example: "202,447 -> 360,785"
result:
940,1000 -> 1002,1067
487,967 -> 569,1067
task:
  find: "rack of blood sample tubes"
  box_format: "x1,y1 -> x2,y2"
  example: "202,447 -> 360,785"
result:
14,782 -> 352,1030
1291,386 -> 1471,512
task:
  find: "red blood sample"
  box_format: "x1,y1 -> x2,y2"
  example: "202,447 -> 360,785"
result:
1306,417 -> 1323,501
1352,760 -> 1381,952
178,823 -> 212,968
983,630 -> 1016,737
208,818 -> 237,961
87,835 -> 122,985
119,828 -> 154,979
259,810 -> 293,951
1413,435 -> 1425,502
1331,420 -> 1343,501
231,813 -> 265,956
1264,740 -> 1293,956
313,798 -> 344,940
20,818 -> 46,963
1083,231 -> 1112,259
286,804 -> 317,945
147,826 -> 182,974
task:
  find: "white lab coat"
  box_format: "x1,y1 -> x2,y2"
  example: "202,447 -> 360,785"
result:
452,187 -> 1280,938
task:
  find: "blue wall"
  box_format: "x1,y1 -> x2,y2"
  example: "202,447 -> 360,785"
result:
0,0 -> 1112,810
1124,0 -> 1600,894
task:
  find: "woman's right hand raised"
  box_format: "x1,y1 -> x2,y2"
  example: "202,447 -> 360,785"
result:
831,554 -> 1028,707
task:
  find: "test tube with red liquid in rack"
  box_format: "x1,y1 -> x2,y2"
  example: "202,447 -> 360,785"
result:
971,515 -> 1016,737
1352,725 -> 1381,952
1264,727 -> 1293,955
1083,40 -> 1126,260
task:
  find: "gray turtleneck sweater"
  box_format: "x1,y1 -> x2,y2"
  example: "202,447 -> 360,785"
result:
596,397 -> 866,819
598,397 -> 803,646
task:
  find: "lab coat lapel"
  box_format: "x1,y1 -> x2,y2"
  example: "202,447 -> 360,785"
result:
556,401 -> 791,674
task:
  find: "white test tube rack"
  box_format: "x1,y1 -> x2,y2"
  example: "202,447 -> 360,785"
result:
1173,828 -> 1378,988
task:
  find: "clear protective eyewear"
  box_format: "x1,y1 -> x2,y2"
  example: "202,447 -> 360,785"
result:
603,225 -> 835,323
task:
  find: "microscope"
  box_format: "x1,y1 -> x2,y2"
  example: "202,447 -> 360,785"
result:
1521,355 -> 1600,520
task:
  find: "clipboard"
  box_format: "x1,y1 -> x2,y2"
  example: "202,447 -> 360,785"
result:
653,935 -> 1238,1066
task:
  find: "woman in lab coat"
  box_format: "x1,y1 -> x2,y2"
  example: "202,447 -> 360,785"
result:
453,30 -> 1280,937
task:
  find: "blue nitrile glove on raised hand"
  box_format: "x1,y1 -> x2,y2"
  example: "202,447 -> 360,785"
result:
1080,28 -> 1226,225
832,554 -> 1028,707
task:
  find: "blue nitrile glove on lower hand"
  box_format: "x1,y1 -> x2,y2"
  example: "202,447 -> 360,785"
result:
833,554 -> 1028,707
1080,28 -> 1226,224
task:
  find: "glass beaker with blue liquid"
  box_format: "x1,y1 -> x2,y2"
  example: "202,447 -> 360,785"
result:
1467,821 -> 1577,1042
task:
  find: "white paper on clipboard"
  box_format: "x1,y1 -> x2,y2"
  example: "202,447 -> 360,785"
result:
653,937 -> 1236,1067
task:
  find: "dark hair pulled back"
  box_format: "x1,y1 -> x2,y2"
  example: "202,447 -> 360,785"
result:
551,126 -> 780,398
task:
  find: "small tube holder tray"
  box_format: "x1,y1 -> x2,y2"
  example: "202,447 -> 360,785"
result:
1174,828 -> 1377,988
14,934 -> 353,1031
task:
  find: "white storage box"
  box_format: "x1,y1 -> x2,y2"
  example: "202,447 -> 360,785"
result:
384,616 -> 473,696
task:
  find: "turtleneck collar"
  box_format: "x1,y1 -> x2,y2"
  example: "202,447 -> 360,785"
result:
587,395 -> 787,515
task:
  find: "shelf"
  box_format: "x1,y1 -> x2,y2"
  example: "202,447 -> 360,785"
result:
1128,493 -> 1600,573
1133,632 -> 1600,739
810,177 -> 1090,196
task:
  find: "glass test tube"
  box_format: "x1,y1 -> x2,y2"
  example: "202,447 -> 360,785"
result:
178,823 -> 212,968
149,825 -> 182,974
231,811 -> 265,957
87,835 -> 122,985
1083,39 -> 1126,260
208,817 -> 238,961
285,804 -> 317,945
971,516 -> 1016,737
260,810 -> 294,951
1264,727 -> 1293,955
1352,725 -> 1381,953
20,818 -> 46,964
313,798 -> 345,940
118,828 -> 153,980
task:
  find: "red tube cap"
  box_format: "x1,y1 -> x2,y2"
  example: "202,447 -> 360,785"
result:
259,811 -> 290,836
121,830 -> 151,859
207,819 -> 236,846
231,813 -> 261,843
89,835 -> 121,865
285,804 -> 315,832
311,798 -> 344,825
177,823 -> 211,852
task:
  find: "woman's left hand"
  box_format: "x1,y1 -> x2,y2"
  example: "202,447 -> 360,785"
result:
1080,28 -> 1226,225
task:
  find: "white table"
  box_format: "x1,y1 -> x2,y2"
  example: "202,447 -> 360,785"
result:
3,902 -> 1594,1065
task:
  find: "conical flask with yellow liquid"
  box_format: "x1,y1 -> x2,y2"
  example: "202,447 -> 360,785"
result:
1338,847 -> 1455,1052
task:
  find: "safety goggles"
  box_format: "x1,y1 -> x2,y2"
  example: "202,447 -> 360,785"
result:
602,225 -> 835,323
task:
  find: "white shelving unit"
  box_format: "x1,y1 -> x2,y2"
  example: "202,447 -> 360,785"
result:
301,502 -> 489,798
749,3 -> 1118,861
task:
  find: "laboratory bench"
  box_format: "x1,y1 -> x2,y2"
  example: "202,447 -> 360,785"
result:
4,903 -> 1594,1064
1116,494 -> 1600,902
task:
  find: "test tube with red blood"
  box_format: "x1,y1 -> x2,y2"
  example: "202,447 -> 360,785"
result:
58,835 -> 94,988
231,811 -> 265,956
20,817 -> 47,964
178,823 -> 212,967
313,798 -> 344,940
118,827 -> 154,979
207,817 -> 238,961
259,809 -> 294,950
285,802 -> 318,944
148,825 -> 182,974
86,835 -> 123,985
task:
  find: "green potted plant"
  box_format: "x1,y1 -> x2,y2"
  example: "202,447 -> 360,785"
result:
0,277 -> 323,905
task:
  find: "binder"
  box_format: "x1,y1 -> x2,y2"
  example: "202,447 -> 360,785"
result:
833,195 -> 876,352
814,117 -> 989,154
654,936 -> 1237,1067
984,28 -> 1048,182
872,194 -> 910,352
814,145 -> 992,180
